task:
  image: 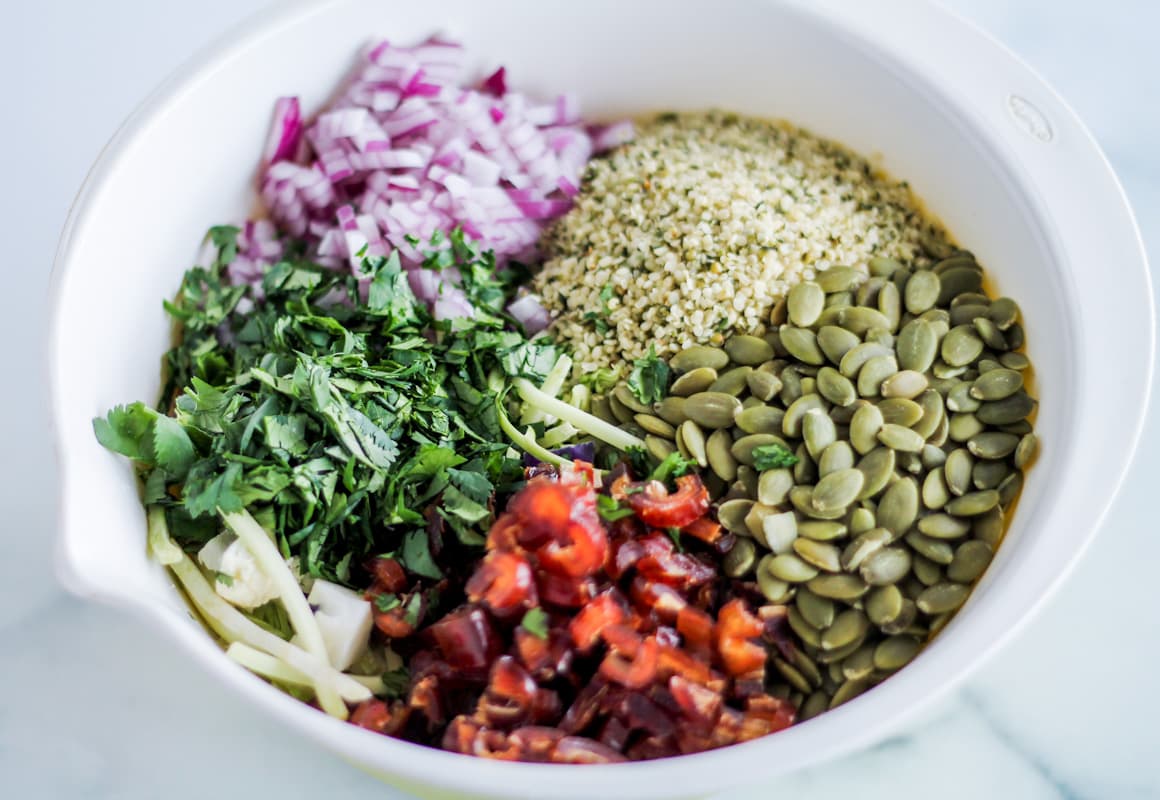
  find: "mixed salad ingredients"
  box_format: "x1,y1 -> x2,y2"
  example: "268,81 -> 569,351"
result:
94,36 -> 1039,763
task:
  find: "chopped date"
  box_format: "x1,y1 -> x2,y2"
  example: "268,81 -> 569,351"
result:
355,464 -> 795,760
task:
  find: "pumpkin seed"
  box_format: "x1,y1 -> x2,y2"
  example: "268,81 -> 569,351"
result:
818,441 -> 856,477
976,391 -> 1036,425
880,370 -> 929,400
818,636 -> 866,665
968,432 -> 1020,460
1014,434 -> 1038,469
793,446 -> 820,488
634,414 -> 675,438
1000,420 -> 1033,436
801,409 -> 836,462
857,355 -> 899,397
946,381 -> 981,413
972,317 -> 1008,350
795,521 -> 848,543
921,443 -> 948,470
904,270 -> 941,314
855,447 -> 896,500
997,470 -> 1024,506
817,265 -> 863,293
850,403 -> 885,455
769,296 -> 788,326
999,351 -> 1031,371
816,366 -> 858,407
945,489 -> 1000,516
746,369 -> 783,402
723,537 -> 757,578
743,501 -> 775,542
684,392 -> 742,429
944,449 -> 975,496
877,477 -> 919,536
918,513 -> 972,538
811,468 -> 865,514
913,554 -> 942,589
779,326 -> 827,366
948,412 -> 985,442
842,643 -> 878,682
783,393 -> 828,438
829,678 -> 870,709
758,562 -> 793,604
904,531 -> 954,565
840,527 -> 892,571
866,584 -> 904,627
869,256 -> 903,277
591,395 -> 616,424
947,540 -> 993,583
973,506 -> 1005,547
840,342 -> 893,380
670,345 -> 729,373
881,598 -> 918,635
972,459 -> 1010,490
645,435 -> 676,462
916,582 -> 969,615
758,469 -> 794,506
808,573 -> 870,601
795,538 -> 843,573
703,428 -> 737,482
917,470 -> 949,515
877,423 -> 926,452
670,367 -> 717,397
877,397 -> 923,427
817,326 -> 862,365
785,282 -> 825,328
877,281 -> 902,329
896,319 -> 939,373
717,498 -> 754,534
912,389 -> 945,440
608,392 -> 634,424
936,266 -> 983,305
763,511 -> 798,554
709,366 -> 753,397
770,656 -> 812,694
987,297 -> 1021,330
677,420 -> 709,468
850,508 -> 876,535
795,587 -> 835,630
874,636 -> 921,671
800,691 -> 829,721
822,609 -> 870,651
860,546 -> 912,585
769,553 -> 819,583
950,303 -> 989,327
866,327 -> 895,349
655,396 -> 689,426
734,405 -> 780,435
941,325 -> 984,367
725,334 -> 775,366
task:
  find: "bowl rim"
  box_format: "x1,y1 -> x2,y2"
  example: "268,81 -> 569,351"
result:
46,0 -> 1154,797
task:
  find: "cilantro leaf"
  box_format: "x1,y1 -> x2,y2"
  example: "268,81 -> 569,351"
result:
374,593 -> 401,612
596,494 -> 636,522
380,667 -> 410,699
627,345 -> 670,405
401,529 -> 442,580
520,607 -> 549,640
752,443 -> 800,470
650,451 -> 695,484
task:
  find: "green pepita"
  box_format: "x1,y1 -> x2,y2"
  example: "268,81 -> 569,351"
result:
725,334 -> 775,366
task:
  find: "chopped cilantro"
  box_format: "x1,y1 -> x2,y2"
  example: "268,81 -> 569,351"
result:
520,607 -> 550,640
665,527 -> 685,552
650,451 -> 694,484
596,494 -> 636,522
627,345 -> 670,404
752,443 -> 800,470
93,227 -> 561,585
380,667 -> 410,698
374,593 -> 401,613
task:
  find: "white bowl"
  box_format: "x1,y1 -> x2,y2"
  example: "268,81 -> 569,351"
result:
48,1 -> 1152,798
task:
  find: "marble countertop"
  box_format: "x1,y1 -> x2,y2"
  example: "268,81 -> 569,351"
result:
4,1 -> 1157,797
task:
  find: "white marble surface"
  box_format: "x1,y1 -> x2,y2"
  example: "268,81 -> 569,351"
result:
3,1 -> 1158,797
